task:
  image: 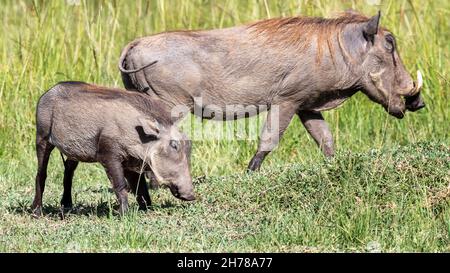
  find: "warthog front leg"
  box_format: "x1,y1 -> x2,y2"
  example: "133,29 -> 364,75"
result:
247,102 -> 297,171
98,138 -> 129,215
102,161 -> 129,215
124,170 -> 151,211
297,110 -> 334,157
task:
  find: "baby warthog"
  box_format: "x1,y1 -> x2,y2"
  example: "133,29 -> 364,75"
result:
32,81 -> 195,216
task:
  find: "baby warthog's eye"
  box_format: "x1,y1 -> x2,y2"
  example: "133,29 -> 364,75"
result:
169,140 -> 180,151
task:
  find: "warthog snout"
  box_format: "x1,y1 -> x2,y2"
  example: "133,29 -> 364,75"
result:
146,129 -> 195,201
405,93 -> 425,112
403,71 -> 425,112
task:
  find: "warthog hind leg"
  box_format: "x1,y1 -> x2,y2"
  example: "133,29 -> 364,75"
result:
247,102 -> 297,171
297,110 -> 334,157
61,159 -> 79,210
32,137 -> 55,217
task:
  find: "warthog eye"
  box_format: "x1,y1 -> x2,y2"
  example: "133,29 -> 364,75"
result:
385,34 -> 396,53
169,140 -> 180,151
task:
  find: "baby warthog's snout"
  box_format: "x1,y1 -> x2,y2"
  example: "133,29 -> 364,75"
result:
169,184 -> 196,201
179,192 -> 196,201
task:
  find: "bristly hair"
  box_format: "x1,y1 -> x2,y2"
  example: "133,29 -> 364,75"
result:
57,81 -> 173,126
247,12 -> 371,64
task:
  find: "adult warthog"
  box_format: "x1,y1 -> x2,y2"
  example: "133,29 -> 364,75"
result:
118,11 -> 425,171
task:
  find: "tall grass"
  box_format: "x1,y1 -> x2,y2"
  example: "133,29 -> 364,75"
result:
0,0 -> 448,175
0,0 -> 448,252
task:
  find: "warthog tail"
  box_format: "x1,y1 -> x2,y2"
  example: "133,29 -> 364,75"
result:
118,42 -> 158,74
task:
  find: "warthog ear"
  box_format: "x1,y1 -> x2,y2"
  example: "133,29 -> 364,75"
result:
363,11 -> 381,44
136,116 -> 160,143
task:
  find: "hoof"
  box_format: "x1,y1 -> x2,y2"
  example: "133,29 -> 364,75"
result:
247,161 -> 261,172
60,204 -> 73,220
137,200 -> 151,211
247,152 -> 267,172
60,203 -> 73,211
138,205 -> 150,211
32,207 -> 42,218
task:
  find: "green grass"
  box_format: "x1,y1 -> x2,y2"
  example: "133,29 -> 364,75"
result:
0,142 -> 448,252
0,0 -> 449,252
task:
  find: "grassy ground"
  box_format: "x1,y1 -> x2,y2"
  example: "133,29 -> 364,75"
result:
0,143 -> 448,252
0,0 -> 449,252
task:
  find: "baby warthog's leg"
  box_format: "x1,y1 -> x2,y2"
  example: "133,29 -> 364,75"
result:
61,159 -> 79,210
124,170 -> 151,210
32,137 -> 55,217
97,138 -> 129,215
247,102 -> 298,171
102,161 -> 129,215
297,110 -> 334,157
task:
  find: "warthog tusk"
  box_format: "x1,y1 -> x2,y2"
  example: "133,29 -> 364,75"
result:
398,69 -> 423,96
410,70 -> 423,96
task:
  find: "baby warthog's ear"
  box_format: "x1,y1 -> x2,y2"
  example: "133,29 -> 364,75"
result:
136,116 -> 160,143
